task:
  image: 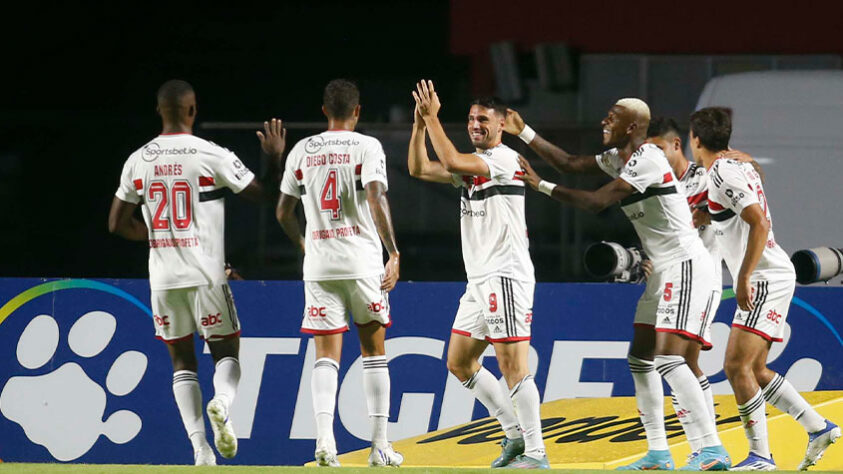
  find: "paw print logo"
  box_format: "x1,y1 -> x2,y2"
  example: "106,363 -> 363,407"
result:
0,311 -> 147,461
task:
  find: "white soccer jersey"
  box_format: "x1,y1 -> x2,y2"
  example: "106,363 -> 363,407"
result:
115,133 -> 255,290
678,162 -> 722,282
595,144 -> 705,270
706,158 -> 795,281
281,130 -> 388,281
450,143 -> 534,283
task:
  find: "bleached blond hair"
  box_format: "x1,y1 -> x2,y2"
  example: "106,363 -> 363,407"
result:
615,98 -> 651,122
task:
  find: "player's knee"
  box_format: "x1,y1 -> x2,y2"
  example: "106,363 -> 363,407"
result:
446,356 -> 477,381
723,356 -> 751,381
497,358 -> 526,379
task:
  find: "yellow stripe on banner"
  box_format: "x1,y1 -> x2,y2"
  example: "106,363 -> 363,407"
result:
326,391 -> 843,470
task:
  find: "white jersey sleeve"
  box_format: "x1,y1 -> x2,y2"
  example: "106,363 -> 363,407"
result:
618,151 -> 666,193
595,148 -> 624,178
360,138 -> 388,189
280,143 -> 304,198
478,147 -> 518,180
209,146 -> 254,193
708,162 -> 760,215
115,158 -> 141,204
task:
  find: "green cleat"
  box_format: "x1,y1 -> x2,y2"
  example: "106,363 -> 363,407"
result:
492,437 -> 525,468
506,453 -> 550,469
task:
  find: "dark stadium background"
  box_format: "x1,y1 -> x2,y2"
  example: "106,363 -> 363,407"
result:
2,1 -> 842,282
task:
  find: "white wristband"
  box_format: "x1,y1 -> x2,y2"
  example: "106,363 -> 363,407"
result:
538,180 -> 556,196
518,124 -> 536,144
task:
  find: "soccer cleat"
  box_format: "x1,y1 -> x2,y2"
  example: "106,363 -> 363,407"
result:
368,443 -> 404,467
492,436 -> 525,468
315,448 -> 341,467
616,449 -> 674,470
798,419 -> 841,470
194,444 -> 217,466
679,445 -> 731,471
207,397 -> 238,459
731,452 -> 776,471
506,454 -> 551,469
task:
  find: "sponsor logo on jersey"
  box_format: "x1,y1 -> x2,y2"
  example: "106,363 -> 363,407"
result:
201,313 -> 223,327
460,201 -> 486,218
154,314 -> 170,327
141,142 -> 197,162
767,309 -> 782,324
627,211 -> 645,221
305,136 -> 361,154
307,306 -> 327,318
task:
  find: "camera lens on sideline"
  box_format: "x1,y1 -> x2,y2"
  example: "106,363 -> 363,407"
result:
791,247 -> 843,284
584,241 -> 645,283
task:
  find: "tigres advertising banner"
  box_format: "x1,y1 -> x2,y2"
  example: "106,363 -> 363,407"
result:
0,278 -> 840,465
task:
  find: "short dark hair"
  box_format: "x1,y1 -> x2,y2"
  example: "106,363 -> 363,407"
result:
323,79 -> 360,119
470,96 -> 507,117
157,79 -> 194,108
689,107 -> 732,152
647,116 -> 682,139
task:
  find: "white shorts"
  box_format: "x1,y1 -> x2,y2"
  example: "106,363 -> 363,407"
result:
301,276 -> 391,335
634,253 -> 718,348
732,277 -> 795,343
452,276 -> 533,343
151,283 -> 241,343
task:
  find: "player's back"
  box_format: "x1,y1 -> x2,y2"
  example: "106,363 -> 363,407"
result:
116,133 -> 254,290
281,130 -> 387,281
707,159 -> 794,281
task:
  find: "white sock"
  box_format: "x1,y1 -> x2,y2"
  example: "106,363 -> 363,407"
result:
672,394 -> 700,453
463,367 -> 522,440
629,355 -> 668,451
173,370 -> 208,451
510,375 -> 546,460
655,355 -> 720,448
738,389 -> 770,458
762,373 -> 826,433
362,355 -> 390,448
212,356 -> 240,408
699,375 -> 716,423
312,357 -> 339,452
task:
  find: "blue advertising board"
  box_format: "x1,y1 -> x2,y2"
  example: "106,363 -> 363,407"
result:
0,278 -> 840,465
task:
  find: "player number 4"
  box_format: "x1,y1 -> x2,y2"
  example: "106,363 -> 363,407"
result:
320,169 -> 342,220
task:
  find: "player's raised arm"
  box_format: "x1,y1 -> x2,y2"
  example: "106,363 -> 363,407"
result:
505,108 -> 601,175
276,193 -> 305,254
519,156 -> 635,212
239,118 -> 288,203
107,197 -> 148,241
365,181 -> 400,291
407,105 -> 452,183
413,80 -> 490,177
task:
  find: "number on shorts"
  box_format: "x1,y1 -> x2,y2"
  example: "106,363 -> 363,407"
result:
489,293 -> 498,312
320,169 -> 342,220
147,180 -> 193,231
663,282 -> 673,302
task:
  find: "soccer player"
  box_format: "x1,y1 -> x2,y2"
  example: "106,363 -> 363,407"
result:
409,80 -> 548,469
511,100 -> 730,470
276,79 -> 402,467
645,117 -> 720,458
108,79 -> 287,465
689,107 -> 840,471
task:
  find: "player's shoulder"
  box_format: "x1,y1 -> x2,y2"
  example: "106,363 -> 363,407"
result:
478,143 -> 518,159
635,143 -> 668,162
710,158 -> 748,178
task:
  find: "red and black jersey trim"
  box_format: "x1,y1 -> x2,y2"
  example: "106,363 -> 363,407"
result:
710,208 -> 736,222
200,188 -> 227,202
619,185 -> 677,206
461,185 -> 525,201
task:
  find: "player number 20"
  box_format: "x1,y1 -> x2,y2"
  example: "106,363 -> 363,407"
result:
148,180 -> 193,231
319,169 -> 342,220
